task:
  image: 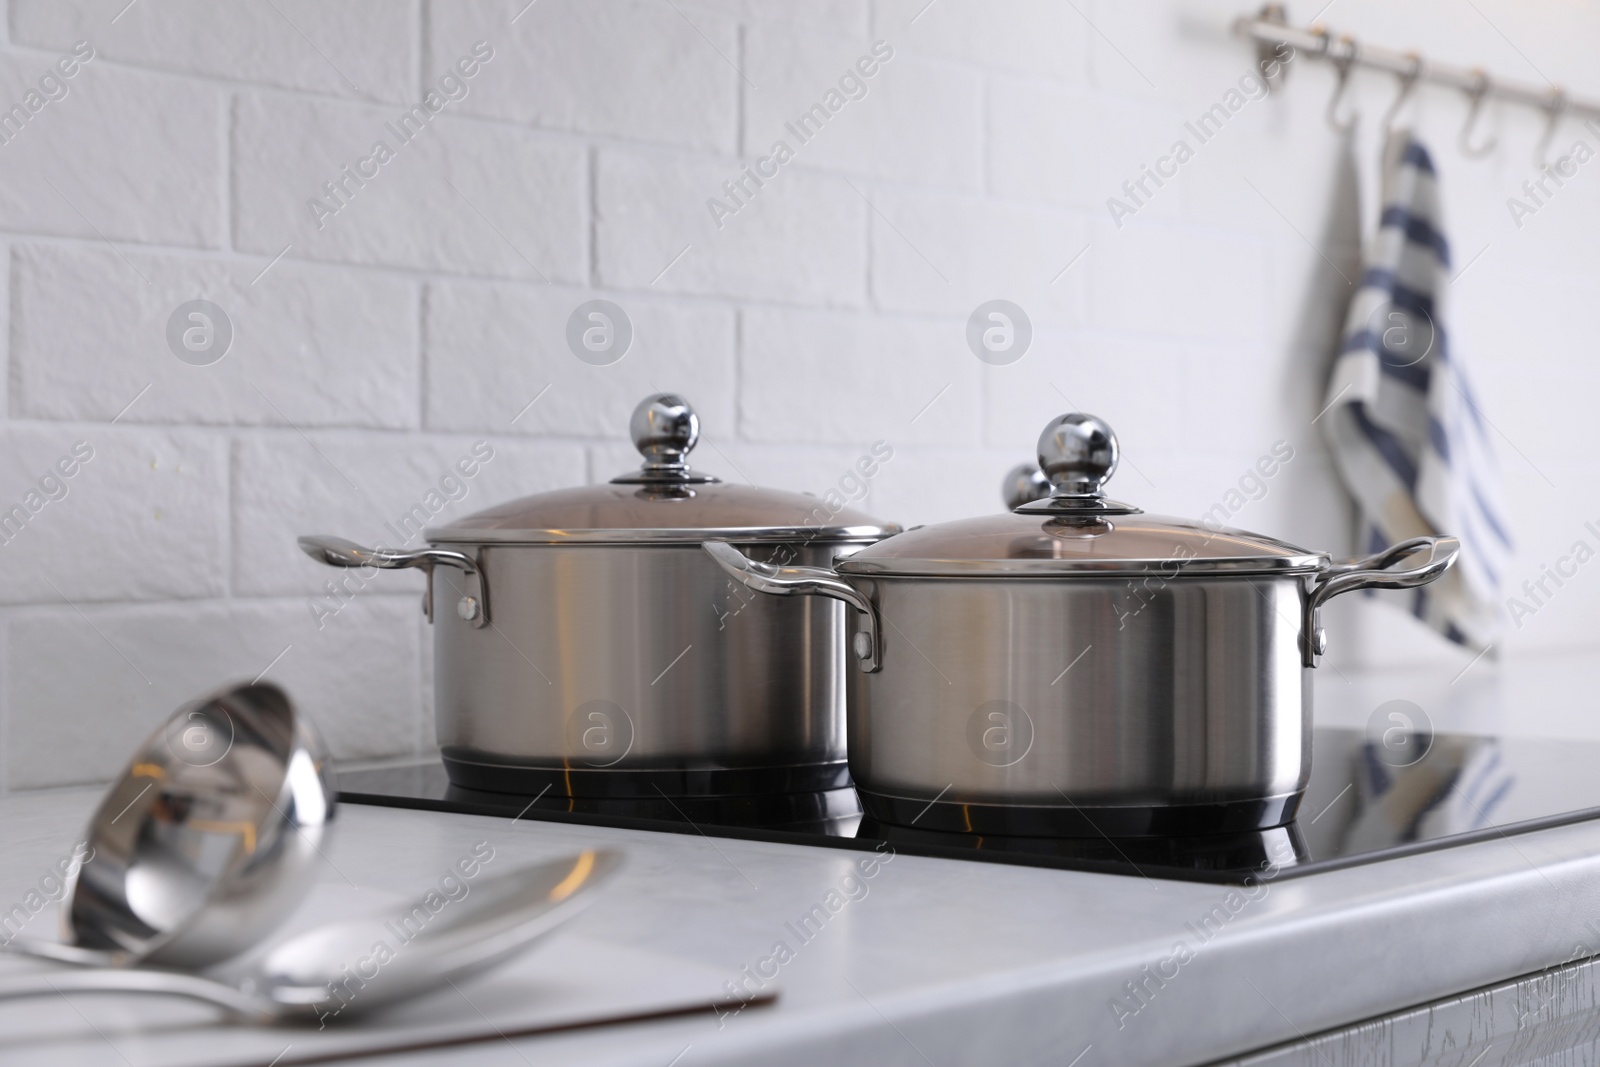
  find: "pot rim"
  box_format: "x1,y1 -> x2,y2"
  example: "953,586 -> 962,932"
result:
833,552 -> 1331,578
424,524 -> 897,545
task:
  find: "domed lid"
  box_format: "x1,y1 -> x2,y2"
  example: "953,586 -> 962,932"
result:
426,394 -> 897,545
836,413 -> 1326,577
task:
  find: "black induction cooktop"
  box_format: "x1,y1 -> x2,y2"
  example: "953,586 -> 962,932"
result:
337,726 -> 1600,884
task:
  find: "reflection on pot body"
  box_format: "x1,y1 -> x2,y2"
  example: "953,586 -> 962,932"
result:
432,541 -> 853,786
846,576 -> 1309,806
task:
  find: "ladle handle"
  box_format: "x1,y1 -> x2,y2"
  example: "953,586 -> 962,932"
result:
0,968 -> 275,1022
0,937 -> 129,967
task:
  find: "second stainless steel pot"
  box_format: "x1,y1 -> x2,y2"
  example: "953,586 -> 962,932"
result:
301,394 -> 896,798
707,412 -> 1459,836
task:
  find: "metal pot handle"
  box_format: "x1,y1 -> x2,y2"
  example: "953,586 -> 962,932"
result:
702,541 -> 881,672
298,535 -> 490,628
1301,535 -> 1460,666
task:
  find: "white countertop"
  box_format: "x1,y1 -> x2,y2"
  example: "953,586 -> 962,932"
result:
2,778 -> 1599,1066
6,651 -> 1600,1066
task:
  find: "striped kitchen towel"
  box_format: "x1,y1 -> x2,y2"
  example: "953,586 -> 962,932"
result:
1321,132 -> 1510,650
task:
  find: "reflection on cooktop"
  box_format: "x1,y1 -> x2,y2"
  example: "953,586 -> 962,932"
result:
337,727 -> 1600,883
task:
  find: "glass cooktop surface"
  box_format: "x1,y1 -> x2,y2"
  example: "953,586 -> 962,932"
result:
337,726 -> 1600,883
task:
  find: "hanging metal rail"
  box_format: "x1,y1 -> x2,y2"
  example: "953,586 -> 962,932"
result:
1234,4 -> 1600,160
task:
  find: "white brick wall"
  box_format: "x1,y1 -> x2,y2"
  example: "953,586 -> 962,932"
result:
5,597 -> 424,788
595,146 -> 866,303
232,93 -> 588,279
988,78 -> 1184,218
0,425 -> 228,604
431,0 -> 740,152
0,52 -> 224,245
423,280 -> 737,436
1,0 -> 1596,791
864,186 -> 1089,321
12,244 -> 419,426
740,305 -> 978,445
230,432 -> 587,598
742,27 -> 984,188
876,0 -> 1088,81
10,0 -> 419,100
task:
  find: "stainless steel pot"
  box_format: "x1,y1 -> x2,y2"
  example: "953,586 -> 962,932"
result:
300,394 -> 896,798
706,413 -> 1458,836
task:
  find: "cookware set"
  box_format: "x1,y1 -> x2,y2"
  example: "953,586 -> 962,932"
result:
304,396 -> 1458,837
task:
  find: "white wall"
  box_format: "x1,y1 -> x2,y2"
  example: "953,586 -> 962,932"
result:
0,0 -> 1595,791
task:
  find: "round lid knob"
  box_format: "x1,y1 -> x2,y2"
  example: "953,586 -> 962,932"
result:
1000,463 -> 1050,511
612,393 -> 719,486
631,393 -> 699,466
1037,413 -> 1117,498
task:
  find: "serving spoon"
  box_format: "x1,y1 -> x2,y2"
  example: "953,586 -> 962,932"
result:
0,850 -> 622,1024
3,682 -> 333,970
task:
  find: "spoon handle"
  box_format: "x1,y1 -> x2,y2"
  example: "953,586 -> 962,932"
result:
0,968 -> 276,1022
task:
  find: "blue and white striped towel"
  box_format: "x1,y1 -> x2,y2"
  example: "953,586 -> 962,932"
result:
1321,132 -> 1510,650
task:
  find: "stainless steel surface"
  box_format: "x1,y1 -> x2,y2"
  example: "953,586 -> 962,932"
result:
1234,5 -> 1600,125
703,553 -> 1315,813
846,574 -> 1309,806
0,851 -> 620,1024
702,541 -> 880,672
425,490 -> 892,544
1036,412 -> 1116,499
834,513 -> 1329,576
1301,535 -> 1461,666
1000,463 -> 1049,511
0,967 -> 274,1020
0,936 -> 123,967
13,683 -> 335,970
1016,412 -> 1140,515
434,540 -> 855,769
299,534 -> 490,628
855,413 -> 1331,577
302,394 -> 895,794
610,392 -> 717,485
705,411 -> 1460,824
422,395 -> 895,544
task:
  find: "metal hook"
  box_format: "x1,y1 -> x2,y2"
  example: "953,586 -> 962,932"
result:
1533,85 -> 1568,167
1323,34 -> 1360,133
1458,68 -> 1498,159
1381,52 -> 1424,133
1250,2 -> 1291,92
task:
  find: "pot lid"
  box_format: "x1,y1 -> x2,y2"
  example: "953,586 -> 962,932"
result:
836,413 -> 1326,577
426,394 -> 897,544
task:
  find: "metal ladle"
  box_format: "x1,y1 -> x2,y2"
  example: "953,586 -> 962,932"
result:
2,682 -> 334,969
0,851 -> 622,1024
